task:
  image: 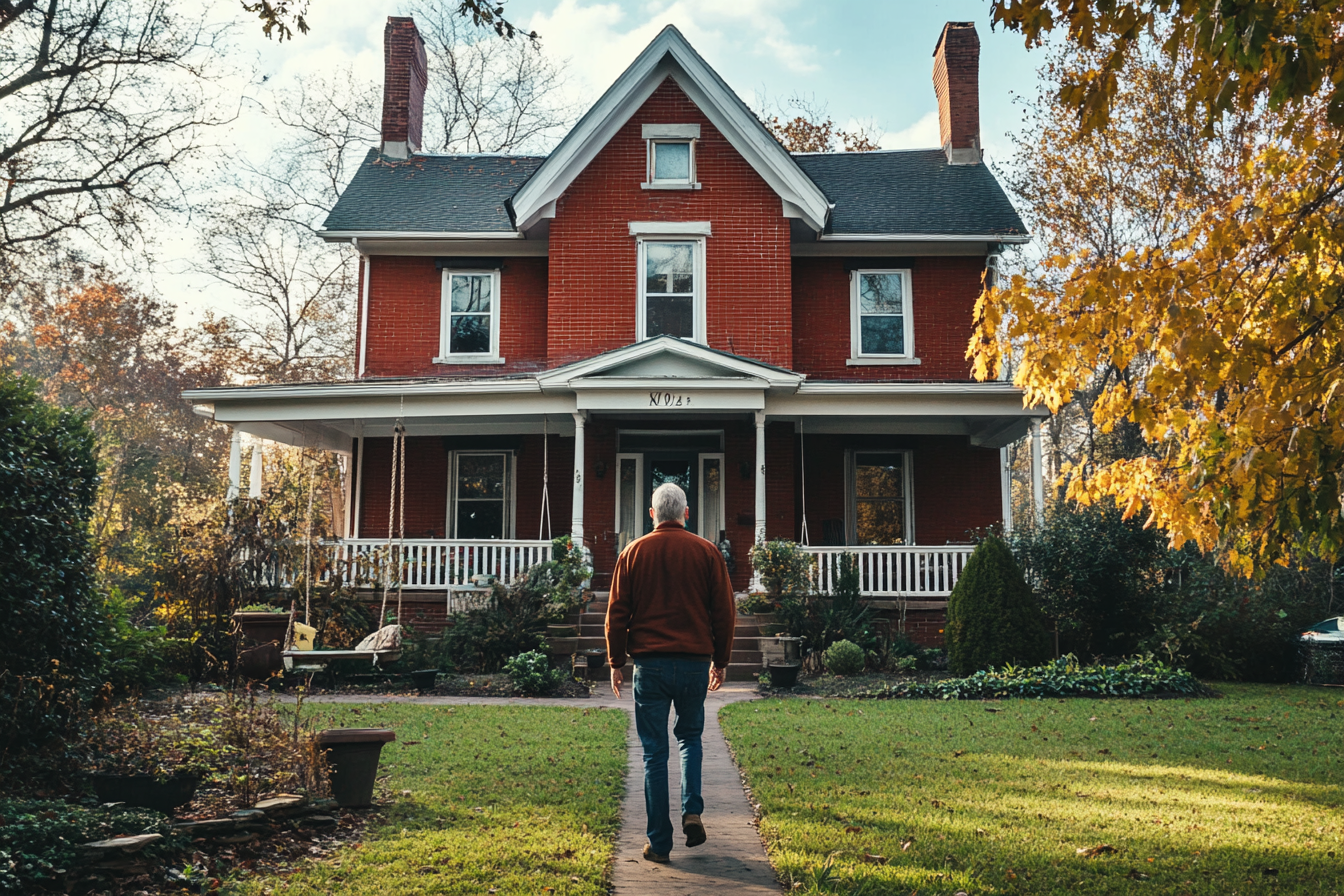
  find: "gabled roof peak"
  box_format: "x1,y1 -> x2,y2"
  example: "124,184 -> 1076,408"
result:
508,25 -> 829,233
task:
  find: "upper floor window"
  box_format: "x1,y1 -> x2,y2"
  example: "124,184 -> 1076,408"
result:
642,124 -> 700,189
438,269 -> 501,363
851,269 -> 913,359
638,237 -> 706,342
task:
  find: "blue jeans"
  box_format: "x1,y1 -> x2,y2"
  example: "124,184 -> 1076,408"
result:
632,657 -> 710,855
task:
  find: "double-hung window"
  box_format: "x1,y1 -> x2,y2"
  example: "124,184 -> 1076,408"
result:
438,269 -> 501,363
846,450 -> 913,545
448,451 -> 512,539
851,269 -> 913,361
633,226 -> 708,342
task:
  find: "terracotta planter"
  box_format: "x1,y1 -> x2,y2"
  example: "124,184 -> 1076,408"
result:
547,637 -> 579,655
233,612 -> 290,646
410,669 -> 440,693
91,772 -> 200,814
317,729 -> 396,808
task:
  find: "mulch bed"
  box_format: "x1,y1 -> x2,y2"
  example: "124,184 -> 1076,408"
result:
286,673 -> 594,699
759,671 -> 954,698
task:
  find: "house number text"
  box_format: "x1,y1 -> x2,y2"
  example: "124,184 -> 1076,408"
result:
649,391 -> 692,407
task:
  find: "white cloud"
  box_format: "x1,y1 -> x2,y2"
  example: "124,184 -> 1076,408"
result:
880,110 -> 940,150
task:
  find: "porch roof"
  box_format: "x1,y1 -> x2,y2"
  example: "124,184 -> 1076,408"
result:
183,340 -> 1045,451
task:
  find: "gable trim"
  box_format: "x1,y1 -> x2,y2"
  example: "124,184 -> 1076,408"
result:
536,336 -> 805,390
509,26 -> 829,234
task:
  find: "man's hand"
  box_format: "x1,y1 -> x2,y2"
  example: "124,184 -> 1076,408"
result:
709,666 -> 725,691
611,666 -> 624,698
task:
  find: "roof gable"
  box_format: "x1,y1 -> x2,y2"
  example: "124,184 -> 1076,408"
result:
536,336 -> 804,389
509,26 -> 829,233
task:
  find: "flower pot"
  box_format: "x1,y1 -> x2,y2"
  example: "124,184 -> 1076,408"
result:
767,662 -> 801,689
91,772 -> 200,814
547,637 -> 578,655
238,642 -> 283,680
233,612 -> 291,647
581,648 -> 607,681
410,669 -> 440,693
317,729 -> 396,808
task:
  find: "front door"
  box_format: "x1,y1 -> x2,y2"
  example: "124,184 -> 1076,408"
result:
615,443 -> 726,553
643,452 -> 698,536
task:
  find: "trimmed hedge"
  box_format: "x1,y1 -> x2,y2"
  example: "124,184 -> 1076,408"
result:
945,535 -> 1051,674
885,655 -> 1214,700
0,372 -> 101,773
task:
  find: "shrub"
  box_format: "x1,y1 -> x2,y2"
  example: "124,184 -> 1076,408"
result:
824,639 -> 865,676
0,799 -> 184,894
504,650 -> 566,697
886,654 -> 1213,700
97,588 -> 190,692
776,553 -> 875,672
945,535 -> 1051,675
439,560 -> 582,672
0,371 -> 101,779
736,592 -> 776,615
749,539 -> 815,598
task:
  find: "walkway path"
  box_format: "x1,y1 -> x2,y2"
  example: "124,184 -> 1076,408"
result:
304,683 -> 781,894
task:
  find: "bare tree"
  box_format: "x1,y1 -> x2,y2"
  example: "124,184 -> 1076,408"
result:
406,0 -> 574,153
0,0 -> 230,284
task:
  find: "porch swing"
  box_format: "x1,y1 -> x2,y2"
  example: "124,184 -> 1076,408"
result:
282,422 -> 407,672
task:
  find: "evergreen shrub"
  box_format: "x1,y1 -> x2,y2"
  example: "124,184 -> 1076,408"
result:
0,372 -> 101,776
503,650 -> 566,696
823,639 -> 865,676
945,535 -> 1051,675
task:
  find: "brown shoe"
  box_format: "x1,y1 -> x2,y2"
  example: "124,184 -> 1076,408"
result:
642,843 -> 669,864
682,813 -> 706,848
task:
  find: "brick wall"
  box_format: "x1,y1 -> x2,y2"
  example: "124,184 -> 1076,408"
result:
362,256 -> 548,377
792,256 -> 985,380
547,78 -> 793,367
357,436 -> 448,538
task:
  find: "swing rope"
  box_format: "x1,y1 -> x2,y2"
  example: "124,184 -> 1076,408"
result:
302,451 -> 316,627
538,416 -> 551,541
799,418 -> 811,547
378,420 -> 407,629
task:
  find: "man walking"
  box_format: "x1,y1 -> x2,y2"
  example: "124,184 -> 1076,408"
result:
606,482 -> 736,864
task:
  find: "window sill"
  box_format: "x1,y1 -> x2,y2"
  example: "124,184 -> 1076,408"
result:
432,356 -> 507,365
846,357 -> 922,366
641,182 -> 702,190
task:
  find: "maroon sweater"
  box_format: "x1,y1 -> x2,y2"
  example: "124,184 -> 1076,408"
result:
605,521 -> 736,669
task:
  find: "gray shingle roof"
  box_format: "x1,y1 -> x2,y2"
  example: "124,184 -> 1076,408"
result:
793,149 -> 1028,238
321,150 -> 544,233
321,146 -> 1027,240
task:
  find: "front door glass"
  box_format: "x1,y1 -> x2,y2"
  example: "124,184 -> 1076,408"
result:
617,456 -> 641,553
645,455 -> 696,535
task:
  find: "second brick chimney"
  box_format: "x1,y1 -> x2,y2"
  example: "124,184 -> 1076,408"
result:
932,21 -> 980,165
381,16 -> 427,159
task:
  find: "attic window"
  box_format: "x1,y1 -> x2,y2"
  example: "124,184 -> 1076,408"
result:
642,124 -> 700,189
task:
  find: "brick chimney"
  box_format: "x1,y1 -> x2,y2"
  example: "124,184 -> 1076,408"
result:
381,16 -> 427,159
932,21 -> 980,165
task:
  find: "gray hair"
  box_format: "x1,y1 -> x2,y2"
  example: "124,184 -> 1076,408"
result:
651,482 -> 688,523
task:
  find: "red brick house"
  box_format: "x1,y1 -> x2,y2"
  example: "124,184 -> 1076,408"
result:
186,19 -> 1044,630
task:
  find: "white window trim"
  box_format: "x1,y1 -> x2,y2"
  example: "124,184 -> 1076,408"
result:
437,268 -> 503,364
613,452 -> 644,549
844,449 -> 915,546
697,452 -> 726,541
635,234 -> 707,344
445,449 -> 515,540
644,135 -> 699,189
850,268 -> 914,361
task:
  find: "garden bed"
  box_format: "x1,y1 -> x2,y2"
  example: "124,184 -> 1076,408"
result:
280,672 -> 594,699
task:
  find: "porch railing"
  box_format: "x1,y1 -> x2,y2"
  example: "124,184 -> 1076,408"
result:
804,545 -> 974,598
326,539 -> 553,590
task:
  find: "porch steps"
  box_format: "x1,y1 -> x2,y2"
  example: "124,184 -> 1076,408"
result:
572,592 -> 765,682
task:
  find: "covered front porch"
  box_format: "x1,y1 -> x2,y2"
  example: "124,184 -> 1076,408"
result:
186,338 -> 1047,599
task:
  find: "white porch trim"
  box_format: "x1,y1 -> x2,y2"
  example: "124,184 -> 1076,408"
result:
807,544 -> 973,598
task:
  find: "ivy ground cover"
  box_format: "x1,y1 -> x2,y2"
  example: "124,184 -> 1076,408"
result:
233,703 -> 627,896
720,684 -> 1343,895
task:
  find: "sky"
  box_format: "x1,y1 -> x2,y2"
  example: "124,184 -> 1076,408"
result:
163,0 -> 1045,318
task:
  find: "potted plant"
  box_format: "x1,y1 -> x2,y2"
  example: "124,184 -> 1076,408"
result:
316,729 -> 396,808
233,603 -> 291,645
87,706 -> 215,814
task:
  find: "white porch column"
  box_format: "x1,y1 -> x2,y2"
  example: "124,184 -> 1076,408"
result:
227,428 -> 242,502
1000,445 -> 1014,533
754,410 -> 767,544
571,411 -> 586,543
1030,418 -> 1045,527
248,441 -> 264,499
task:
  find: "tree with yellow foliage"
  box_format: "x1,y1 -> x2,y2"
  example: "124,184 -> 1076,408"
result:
977,2 -> 1344,568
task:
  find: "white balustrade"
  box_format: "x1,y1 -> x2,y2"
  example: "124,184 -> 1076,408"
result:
804,545 -> 974,598
324,539 -> 553,590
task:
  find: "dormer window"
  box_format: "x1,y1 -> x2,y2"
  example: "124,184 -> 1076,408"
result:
642,124 -> 700,189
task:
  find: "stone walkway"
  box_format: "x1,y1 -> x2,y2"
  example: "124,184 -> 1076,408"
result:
304,683 -> 782,894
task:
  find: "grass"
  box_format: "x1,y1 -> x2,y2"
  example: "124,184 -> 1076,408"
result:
720,683 -> 1344,895
229,703 -> 628,896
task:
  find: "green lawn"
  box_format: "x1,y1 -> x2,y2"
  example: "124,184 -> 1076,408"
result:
230,703 -> 628,896
720,684 -> 1344,895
